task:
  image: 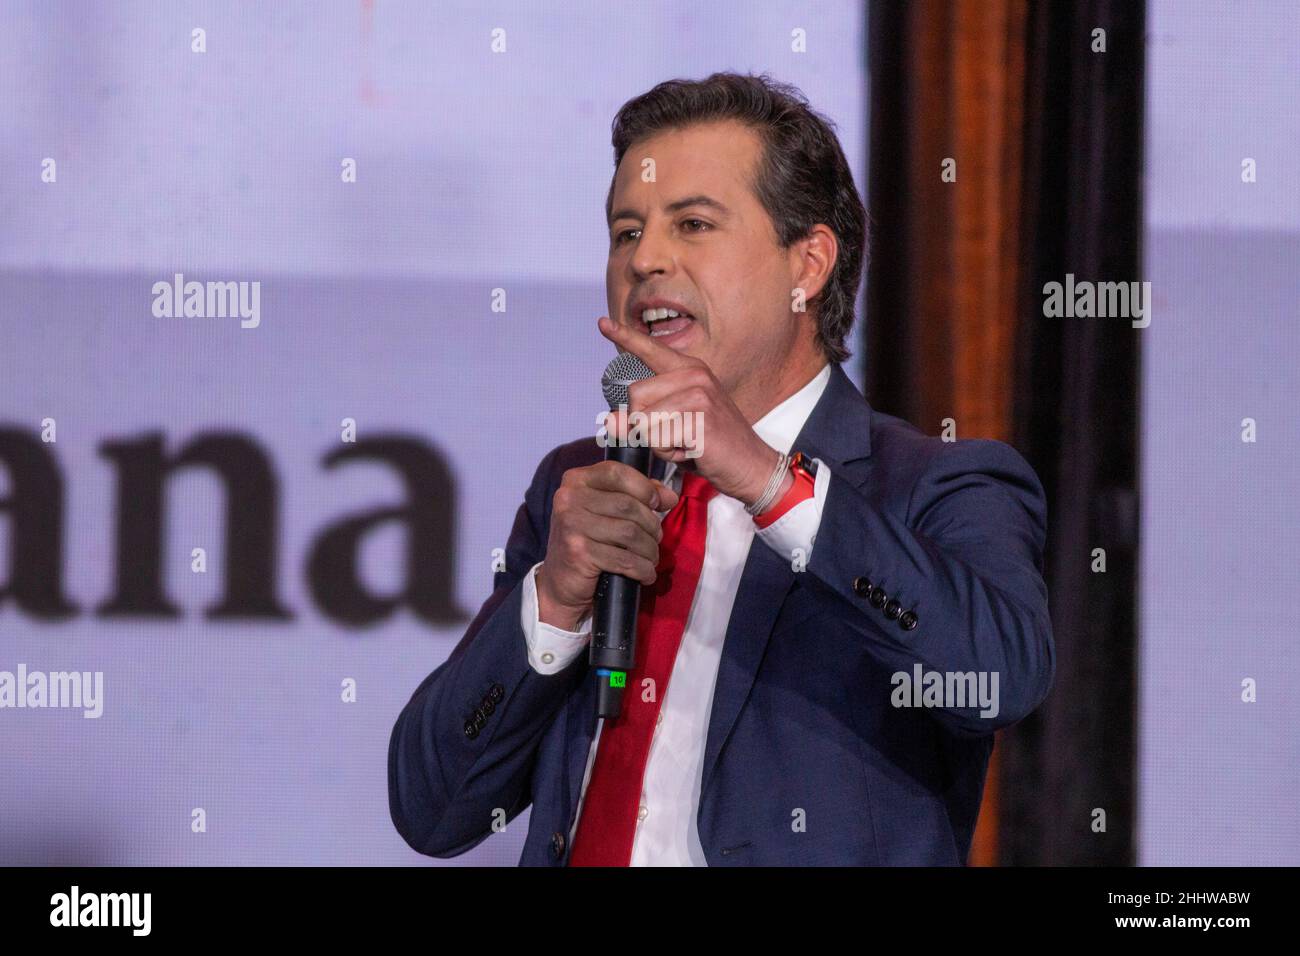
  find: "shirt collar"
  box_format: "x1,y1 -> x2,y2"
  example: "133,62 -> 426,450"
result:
663,363 -> 831,490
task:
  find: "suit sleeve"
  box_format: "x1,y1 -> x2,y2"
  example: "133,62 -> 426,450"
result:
802,438 -> 1055,737
387,445 -> 589,857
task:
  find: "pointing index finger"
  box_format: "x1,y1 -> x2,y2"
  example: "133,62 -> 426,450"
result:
598,315 -> 695,374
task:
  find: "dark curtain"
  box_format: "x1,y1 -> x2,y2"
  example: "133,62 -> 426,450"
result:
863,0 -> 1144,865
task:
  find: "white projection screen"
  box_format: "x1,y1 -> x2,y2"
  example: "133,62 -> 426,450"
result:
1139,0 -> 1300,865
0,2 -> 867,864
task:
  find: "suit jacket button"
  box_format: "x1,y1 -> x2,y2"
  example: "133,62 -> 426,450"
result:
489,683 -> 504,703
869,588 -> 887,609
551,831 -> 566,859
853,576 -> 873,598
481,698 -> 495,716
899,610 -> 918,631
884,598 -> 903,620
464,720 -> 479,740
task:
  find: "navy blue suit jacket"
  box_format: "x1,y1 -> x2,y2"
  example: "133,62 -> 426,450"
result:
389,363 -> 1054,865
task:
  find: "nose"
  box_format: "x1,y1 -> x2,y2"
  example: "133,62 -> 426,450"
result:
629,219 -> 675,282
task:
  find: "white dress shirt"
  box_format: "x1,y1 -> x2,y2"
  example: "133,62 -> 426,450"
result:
518,362 -> 833,865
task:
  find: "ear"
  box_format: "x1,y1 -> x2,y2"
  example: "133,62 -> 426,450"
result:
789,224 -> 838,311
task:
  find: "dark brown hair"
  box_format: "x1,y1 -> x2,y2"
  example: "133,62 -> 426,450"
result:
607,72 -> 867,363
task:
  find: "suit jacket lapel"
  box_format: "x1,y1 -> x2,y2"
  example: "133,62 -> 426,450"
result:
564,675 -> 598,821
699,363 -> 874,797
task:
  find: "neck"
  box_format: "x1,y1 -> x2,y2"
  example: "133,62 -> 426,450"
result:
733,350 -> 829,425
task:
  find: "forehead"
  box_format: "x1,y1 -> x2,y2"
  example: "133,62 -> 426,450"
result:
609,120 -> 763,217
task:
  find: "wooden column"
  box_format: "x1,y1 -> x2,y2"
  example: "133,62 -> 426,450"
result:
866,0 -> 1030,867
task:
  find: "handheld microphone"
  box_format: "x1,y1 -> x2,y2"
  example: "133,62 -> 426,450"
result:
591,352 -> 656,719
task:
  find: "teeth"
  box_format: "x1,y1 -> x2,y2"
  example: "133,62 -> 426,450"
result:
641,307 -> 687,324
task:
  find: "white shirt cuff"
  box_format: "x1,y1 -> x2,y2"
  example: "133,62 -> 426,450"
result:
520,562 -> 591,675
754,459 -> 830,570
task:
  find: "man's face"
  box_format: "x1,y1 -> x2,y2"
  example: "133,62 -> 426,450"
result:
605,120 -> 806,397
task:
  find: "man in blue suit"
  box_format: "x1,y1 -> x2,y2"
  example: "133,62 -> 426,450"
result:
389,73 -> 1054,866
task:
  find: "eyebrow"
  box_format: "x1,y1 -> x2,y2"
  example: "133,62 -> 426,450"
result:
608,195 -> 732,227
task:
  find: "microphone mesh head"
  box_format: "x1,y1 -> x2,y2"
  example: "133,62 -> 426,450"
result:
601,352 -> 654,409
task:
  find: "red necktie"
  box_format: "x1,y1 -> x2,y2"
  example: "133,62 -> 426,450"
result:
567,470 -> 717,866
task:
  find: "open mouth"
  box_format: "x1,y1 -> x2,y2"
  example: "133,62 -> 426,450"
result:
641,307 -> 695,337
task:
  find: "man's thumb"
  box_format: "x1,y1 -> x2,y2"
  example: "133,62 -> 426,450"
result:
653,479 -> 680,511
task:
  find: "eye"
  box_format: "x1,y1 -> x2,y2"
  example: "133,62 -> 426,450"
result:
613,228 -> 640,245
682,218 -> 711,233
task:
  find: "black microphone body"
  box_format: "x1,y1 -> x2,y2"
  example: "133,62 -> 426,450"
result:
590,440 -> 653,719
591,352 -> 658,719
